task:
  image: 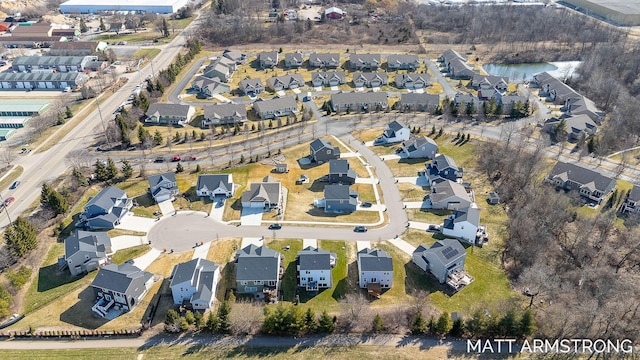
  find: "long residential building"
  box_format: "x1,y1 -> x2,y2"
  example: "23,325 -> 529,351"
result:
0,72 -> 87,90
12,55 -> 97,72
330,91 -> 388,112
60,0 -> 190,14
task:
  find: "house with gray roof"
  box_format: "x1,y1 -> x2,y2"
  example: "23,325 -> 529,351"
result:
413,239 -> 472,288
430,180 -> 472,210
284,52 -> 304,68
202,59 -> 234,82
235,244 -> 282,300
352,72 -> 388,88
241,176 -> 282,210
442,204 -> 481,245
253,95 -> 298,120
90,263 -> 154,318
61,230 -> 112,276
623,185 -> 640,214
202,103 -> 247,127
330,91 -> 388,113
562,96 -> 605,124
471,74 -> 508,92
438,49 -> 466,64
357,248 -> 393,294
394,73 -> 430,90
0,71 -> 88,90
266,74 -> 305,92
78,186 -> 132,230
196,174 -> 235,199
12,55 -> 95,72
148,172 -> 178,203
309,53 -> 341,68
296,246 -> 336,292
376,120 -> 410,144
311,71 -> 346,87
349,53 -> 381,70
223,49 -> 247,65
386,54 -> 420,71
145,104 -> 194,127
309,138 -> 340,163
500,94 -> 527,113
49,41 -> 100,56
398,93 -> 439,112
426,154 -> 463,183
238,78 -> 264,96
170,258 -> 220,310
191,76 -> 231,98
533,71 -> 580,105
323,184 -> 357,213
446,58 -> 476,80
258,51 -> 279,69
543,114 -> 597,142
546,161 -> 616,204
454,92 -> 482,110
402,136 -> 438,159
328,159 -> 356,185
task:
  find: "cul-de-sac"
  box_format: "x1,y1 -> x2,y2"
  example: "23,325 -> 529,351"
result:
0,0 -> 639,358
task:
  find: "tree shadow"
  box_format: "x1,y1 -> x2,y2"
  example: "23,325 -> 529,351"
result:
307,178 -> 326,193
305,208 -> 352,218
398,158 -> 427,165
280,260 -> 298,302
403,262 -> 455,297
148,279 -> 173,328
58,213 -> 80,240
37,263 -> 82,292
59,286 -> 109,329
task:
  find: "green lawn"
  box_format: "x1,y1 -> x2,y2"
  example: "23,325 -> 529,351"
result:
405,208 -> 450,224
0,165 -> 23,191
266,239 -> 303,302
132,48 -> 161,60
111,245 -> 151,265
297,240 -> 349,312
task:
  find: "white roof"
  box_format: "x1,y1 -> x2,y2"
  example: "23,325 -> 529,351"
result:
325,7 -> 344,15
61,0 -> 185,6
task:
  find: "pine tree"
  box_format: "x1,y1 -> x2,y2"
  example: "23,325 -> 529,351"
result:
200,132 -> 206,141
466,133 -> 471,141
317,310 -> 335,333
194,311 -> 204,329
106,158 -> 118,180
518,309 -> 536,338
138,126 -> 147,143
4,217 -> 37,258
184,310 -> 195,325
40,183 -> 53,207
195,164 -> 202,173
411,312 -> 426,335
176,162 -> 184,173
162,18 -> 170,37
99,18 -> 106,31
174,131 -> 181,142
121,160 -> 133,179
94,159 -> 109,181
438,127 -> 444,136
206,312 -> 219,332
431,125 -> 436,135
435,312 -> 452,335
153,130 -> 163,146
372,314 -> 384,333
303,308 -> 317,334
498,309 -> 518,337
239,154 -> 245,164
72,167 -> 88,187
65,106 -> 73,119
47,187 -> 69,215
79,20 -> 88,33
217,301 -> 231,334
450,317 -> 465,337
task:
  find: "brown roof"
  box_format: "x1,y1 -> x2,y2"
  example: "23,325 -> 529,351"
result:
50,41 -> 97,50
11,23 -> 52,37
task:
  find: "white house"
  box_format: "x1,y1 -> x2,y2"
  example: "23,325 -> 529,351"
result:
296,246 -> 336,292
196,174 -> 235,199
169,258 -> 220,310
412,239 -> 466,284
376,120 -> 410,144
442,204 -> 481,245
357,248 -> 393,296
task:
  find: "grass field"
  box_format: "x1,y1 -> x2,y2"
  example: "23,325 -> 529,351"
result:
132,48 -> 161,60
0,165 -> 23,191
111,245 -> 151,265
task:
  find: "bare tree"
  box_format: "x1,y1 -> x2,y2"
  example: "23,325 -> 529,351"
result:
0,149 -> 15,167
230,300 -> 263,335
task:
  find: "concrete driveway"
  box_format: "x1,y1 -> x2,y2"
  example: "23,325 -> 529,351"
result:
158,200 -> 175,216
241,237 -> 264,248
404,201 -> 428,209
303,239 -> 317,248
241,207 -> 264,226
132,248 -> 162,270
388,238 -> 416,256
116,213 -> 157,232
355,177 -> 379,185
110,235 -> 149,252
357,241 -> 371,252
380,154 -> 402,161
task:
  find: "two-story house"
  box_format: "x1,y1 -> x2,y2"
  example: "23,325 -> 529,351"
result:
235,244 -> 282,301
296,246 -> 336,292
223,49 -> 247,65
322,184 -> 358,213
357,248 -> 393,297
309,53 -> 341,68
426,154 -> 464,183
311,71 -> 346,87
78,186 -> 132,230
170,258 -> 220,310
196,174 -> 235,199
62,230 -> 112,276
349,53 -> 381,70
623,185 -> 640,214
148,172 -> 179,203
442,204 -> 481,245
252,95 -> 298,120
398,93 -> 440,112
241,176 -> 282,210
352,72 -> 388,88
145,104 -> 195,127
401,136 -> 438,159
238,78 -> 264,97
394,73 -> 430,90
375,120 -> 410,144
328,159 -> 356,185
258,51 -> 279,69
284,52 -> 304,68
90,263 -> 154,318
546,161 -> 616,204
202,103 -> 247,127
191,76 -> 231,98
429,180 -> 472,210
543,114 -> 597,142
330,91 -> 389,113
412,239 -> 472,289
309,138 -> 341,164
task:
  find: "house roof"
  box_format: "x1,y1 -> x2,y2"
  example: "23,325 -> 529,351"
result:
0,72 -> 86,83
454,92 -> 477,105
549,161 -> 615,193
310,138 -> 334,152
383,120 -> 406,138
258,51 -> 278,63
197,174 -> 233,193
440,49 -> 465,63
49,41 -> 97,51
91,263 -> 152,298
170,258 -> 218,288
453,205 -> 480,226
13,55 -> 92,67
629,185 -> 640,203
297,246 -> 333,271
404,136 -> 437,153
415,239 -> 466,267
192,76 -> 229,94
223,49 -> 246,62
309,53 -> 341,64
349,53 -> 381,66
324,184 -> 352,200
501,95 -> 527,105
545,114 -> 597,137
432,154 -> 460,172
148,172 -> 177,198
400,92 -> 439,107
395,73 -> 430,85
430,180 -> 470,205
330,91 -> 388,107
325,7 -> 344,15
85,186 -> 128,212
312,71 -> 346,83
358,248 -> 393,272
387,54 -> 419,66
285,52 -> 303,62
329,159 -> 350,174
448,58 -> 475,76
235,245 -> 280,281
146,103 -> 191,118
238,78 -> 263,90
241,181 -> 281,204
65,229 -> 111,260
203,61 -> 231,77
266,74 -> 305,89
353,72 -> 387,85
203,103 -> 246,120
253,95 -> 297,114
471,74 -> 509,88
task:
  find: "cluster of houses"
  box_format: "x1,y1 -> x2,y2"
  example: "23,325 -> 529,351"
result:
191,50 -> 248,98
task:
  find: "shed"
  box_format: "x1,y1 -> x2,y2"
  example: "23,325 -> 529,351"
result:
274,163 -> 288,173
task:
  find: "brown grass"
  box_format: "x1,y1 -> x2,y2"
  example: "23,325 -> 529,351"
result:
145,251 -> 195,278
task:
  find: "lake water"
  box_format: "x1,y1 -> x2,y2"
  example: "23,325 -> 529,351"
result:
483,61 -> 581,82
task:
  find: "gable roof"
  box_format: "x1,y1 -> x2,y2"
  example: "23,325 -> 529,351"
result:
387,54 -> 419,65
258,51 -> 278,63
312,71 -> 346,83
85,186 -> 127,212
285,52 -> 303,63
170,258 -> 218,288
545,114 -> 597,137
400,92 -> 439,107
297,246 -> 333,271
440,49 -> 465,63
353,72 -> 388,85
453,205 -> 480,226
203,103 -> 246,120
241,181 -> 281,204
330,91 -> 388,107
266,74 -> 305,89
404,136 -> 437,152
324,184 -> 353,200
430,179 -> 470,204
196,174 -> 233,192
358,248 -> 393,272
223,49 -> 246,62
91,263 -> 153,298
50,41 -> 97,51
235,245 -> 280,281
329,159 -> 350,174
309,53 -> 341,65
416,239 -> 466,267
65,229 -> 111,260
310,138 -> 335,152
238,78 -> 263,90
629,185 -> 640,203
471,74 -> 509,88
253,95 -> 297,114
349,53 -> 381,66
383,120 -> 406,138
146,104 -> 191,118
549,161 -> 615,193
432,154 -> 459,172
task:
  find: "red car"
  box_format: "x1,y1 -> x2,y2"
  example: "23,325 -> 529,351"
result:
189,155 -> 197,161
4,197 -> 15,207
172,155 -> 181,161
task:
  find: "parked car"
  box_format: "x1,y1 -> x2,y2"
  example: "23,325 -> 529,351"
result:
9,181 -> 21,189
172,155 -> 181,161
4,197 -> 15,207
361,202 -> 372,208
354,226 -> 368,233
268,223 -> 282,230
189,155 -> 197,161
155,156 -> 165,163
427,224 -> 441,232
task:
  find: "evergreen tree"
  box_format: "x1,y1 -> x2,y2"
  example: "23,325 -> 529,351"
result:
317,310 -> 335,333
155,80 -> 165,94
587,137 -> 596,153
41,183 -> 68,215
72,167 -> 88,187
174,131 -> 181,142
79,20 -> 88,33
206,312 -> 219,332
498,309 -> 518,337
94,159 -> 109,181
438,127 -> 444,136
40,183 -> 53,207
137,126 -> 147,143
431,125 -> 436,135
200,132 -> 206,141
164,309 -> 180,332
121,160 -> 133,179
195,164 -> 202,173
466,133 -> 471,141
153,130 -> 163,146
176,162 -> 184,173
217,301 -> 231,334
106,158 -> 118,180
99,18 -> 106,31
372,314 -> 384,333
184,310 -> 195,325
4,217 -> 37,258
411,312 -> 427,335
303,308 -> 317,334
450,317 -> 465,337
465,309 -> 489,336
162,18 -> 170,37
239,154 -> 245,164
194,311 -> 204,329
518,309 -> 536,338
65,106 -> 73,119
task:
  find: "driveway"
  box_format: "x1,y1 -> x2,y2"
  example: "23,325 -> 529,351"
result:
132,248 -> 162,270
209,199 -> 226,221
302,238 -> 318,248
192,241 -> 211,259
396,176 -> 420,184
404,201 -> 427,209
355,177 -> 379,185
241,237 -> 264,248
380,154 -> 401,161
158,200 -> 175,216
110,235 -> 149,252
115,213 -> 157,232
356,240 -> 371,252
240,207 -> 264,226
388,238 -> 416,256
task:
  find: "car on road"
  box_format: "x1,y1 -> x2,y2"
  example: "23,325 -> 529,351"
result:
361,202 -> 372,208
9,181 -> 21,189
189,155 -> 197,161
427,224 -> 441,232
354,226 -> 368,233
155,156 -> 165,163
268,223 -> 282,230
4,197 -> 15,207
172,155 -> 181,161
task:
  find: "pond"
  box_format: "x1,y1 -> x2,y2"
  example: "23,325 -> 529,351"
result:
483,61 -> 581,82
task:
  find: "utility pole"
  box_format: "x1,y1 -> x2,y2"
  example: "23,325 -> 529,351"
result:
95,97 -> 110,148
0,193 -> 13,227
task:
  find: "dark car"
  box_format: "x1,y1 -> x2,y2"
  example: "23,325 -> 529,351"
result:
9,181 -> 21,189
268,223 -> 282,230
361,202 -> 372,208
354,226 -> 368,233
427,224 -> 441,232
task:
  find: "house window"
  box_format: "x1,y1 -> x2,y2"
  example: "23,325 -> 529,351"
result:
301,277 -> 306,281
326,150 -> 331,154
245,287 -> 257,293
319,277 -> 325,281
371,278 -> 377,283
240,281 -> 247,285
268,280 -> 276,286
305,271 -> 310,274
254,280 -> 263,285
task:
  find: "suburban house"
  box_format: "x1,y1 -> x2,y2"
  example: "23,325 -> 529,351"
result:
90,263 -> 154,319
401,136 -> 438,159
398,93 -> 440,112
202,58 -> 234,82
352,72 -> 388,88
349,53 -> 381,70
623,185 -> 640,214
241,176 -> 282,210
309,138 -> 341,163
78,186 -> 132,230
284,52 -> 304,68
471,74 -> 509,93
543,114 -> 598,142
454,92 -> 482,110
442,204 -> 481,245
169,258 -> 220,310
258,51 -> 279,69
309,53 -> 341,68
147,172 -> 179,203
202,103 -> 247,127
196,174 -> 235,199
562,96 -> 605,124
412,239 -> 472,289
394,73 -> 430,90
61,230 -> 112,276
325,6 -> 345,20
500,95 -> 528,113
446,59 -> 475,79
296,246 -> 336,292
266,74 -> 305,92
145,104 -> 194,127
426,154 -> 464,183
223,49 -> 247,65
311,71 -> 346,87
546,161 -> 616,204
328,159 -> 356,185
191,76 -> 231,98
430,180 -> 472,210
252,95 -> 298,120
386,54 -> 420,71
234,244 -> 282,301
357,248 -> 393,296
532,71 -> 579,105
323,184 -> 358,213
376,120 -> 410,144
330,91 -> 389,113
238,78 -> 264,96
438,49 -> 466,65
